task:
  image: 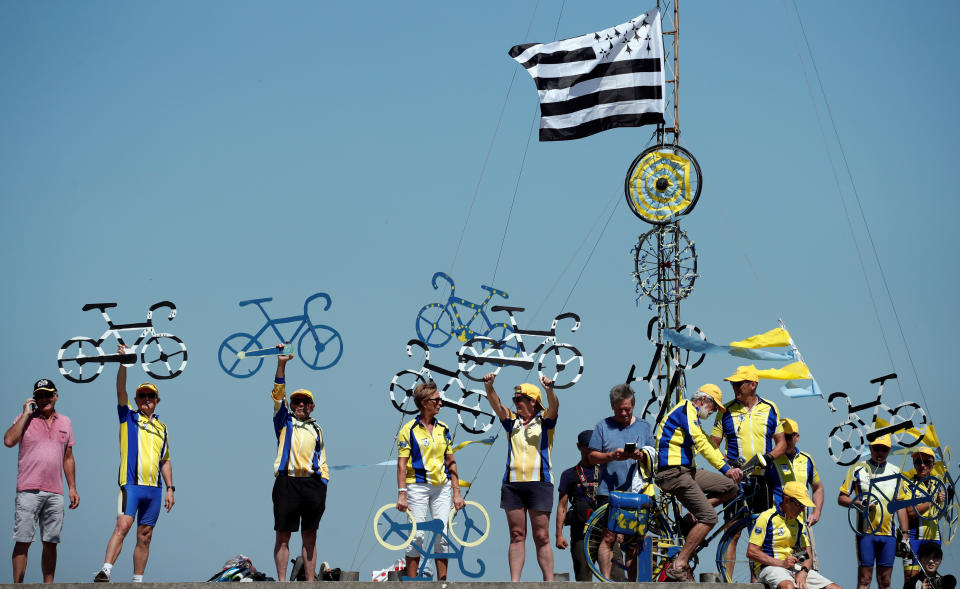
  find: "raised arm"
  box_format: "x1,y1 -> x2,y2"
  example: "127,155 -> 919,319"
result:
3,398 -> 35,447
116,344 -> 129,407
482,373 -> 511,421
541,376 -> 558,421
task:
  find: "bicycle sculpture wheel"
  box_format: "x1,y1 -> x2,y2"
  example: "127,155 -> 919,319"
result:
58,338 -> 104,383
633,225 -> 698,306
416,304 -> 455,348
447,501 -> 491,547
218,333 -> 265,378
297,325 -> 343,370
624,144 -> 702,224
373,504 -> 417,550
139,336 -> 188,379
828,422 -> 866,466
389,370 -> 428,415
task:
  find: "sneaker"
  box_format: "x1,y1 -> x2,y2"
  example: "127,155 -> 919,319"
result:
93,570 -> 110,583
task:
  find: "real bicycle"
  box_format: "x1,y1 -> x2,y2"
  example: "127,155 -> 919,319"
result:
415,272 -> 513,349
390,339 -> 497,434
218,293 -> 343,378
57,301 -> 188,383
457,305 -> 583,389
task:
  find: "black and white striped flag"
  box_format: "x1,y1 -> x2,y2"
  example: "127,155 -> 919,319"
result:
509,9 -> 664,141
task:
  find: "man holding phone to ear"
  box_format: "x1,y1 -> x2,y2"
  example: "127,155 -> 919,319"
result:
4,379 -> 79,583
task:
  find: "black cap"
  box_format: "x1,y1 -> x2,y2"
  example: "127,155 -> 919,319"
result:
577,430 -> 593,446
33,379 -> 57,394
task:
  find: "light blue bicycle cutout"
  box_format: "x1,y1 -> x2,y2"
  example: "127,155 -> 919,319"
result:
218,293 -> 343,378
416,272 -> 513,349
373,501 -> 490,580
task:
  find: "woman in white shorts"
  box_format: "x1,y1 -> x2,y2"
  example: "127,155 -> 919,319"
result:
396,382 -> 464,580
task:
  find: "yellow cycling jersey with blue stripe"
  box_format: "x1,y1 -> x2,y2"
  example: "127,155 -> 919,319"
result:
655,401 -> 729,473
768,450 -> 820,506
749,506 -> 808,577
397,417 -> 453,486
711,396 -> 783,464
117,404 -> 170,487
905,473 -> 941,541
502,410 -> 556,483
272,384 -> 329,481
839,460 -> 907,536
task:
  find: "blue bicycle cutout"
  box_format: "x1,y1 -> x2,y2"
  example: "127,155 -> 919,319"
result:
373,501 -> 490,580
218,293 -> 343,378
415,272 -> 513,349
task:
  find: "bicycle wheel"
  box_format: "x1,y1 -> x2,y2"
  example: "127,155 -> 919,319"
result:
141,335 -> 188,379
447,385 -> 496,433
913,476 -> 948,522
941,493 -> 959,545
57,338 -> 104,383
390,370 -> 427,415
298,324 -> 343,370
847,491 -> 884,535
645,497 -> 685,581
538,344 -> 583,389
457,337 -> 499,382
624,144 -> 702,225
889,402 -> 928,447
448,500 -> 490,547
483,323 -> 521,357
218,333 -> 264,378
632,225 -> 698,306
715,517 -> 752,583
828,422 -> 866,466
583,504 -> 612,582
373,503 -> 416,550
416,304 -> 455,348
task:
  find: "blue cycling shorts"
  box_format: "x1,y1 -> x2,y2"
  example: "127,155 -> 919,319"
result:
856,534 -> 895,568
119,485 -> 163,527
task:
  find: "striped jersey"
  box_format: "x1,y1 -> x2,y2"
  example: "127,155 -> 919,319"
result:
397,416 -> 453,485
839,460 -> 906,536
117,404 -> 169,487
655,401 -> 729,473
711,396 -> 783,464
501,410 -> 557,483
767,449 -> 820,507
748,506 -> 808,577
272,383 -> 329,481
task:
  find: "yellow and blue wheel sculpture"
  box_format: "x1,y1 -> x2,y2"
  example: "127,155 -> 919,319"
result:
624,144 -> 702,225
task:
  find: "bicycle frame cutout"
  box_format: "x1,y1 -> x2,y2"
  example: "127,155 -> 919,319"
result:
827,373 -> 927,466
390,339 -> 497,434
57,301 -> 188,383
415,272 -> 513,349
845,470 -> 949,535
457,305 -> 584,389
218,293 -> 343,378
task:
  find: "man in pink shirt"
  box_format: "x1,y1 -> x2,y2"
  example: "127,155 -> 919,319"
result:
3,379 -> 79,583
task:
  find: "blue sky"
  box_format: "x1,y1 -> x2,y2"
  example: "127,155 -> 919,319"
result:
1,0 -> 957,583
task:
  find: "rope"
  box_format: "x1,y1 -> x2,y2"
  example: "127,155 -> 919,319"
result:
788,0 -> 929,410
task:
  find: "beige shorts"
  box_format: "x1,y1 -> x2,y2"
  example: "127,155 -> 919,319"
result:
758,566 -> 835,589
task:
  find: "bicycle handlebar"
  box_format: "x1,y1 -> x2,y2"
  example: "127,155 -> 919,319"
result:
431,272 -> 455,291
148,301 -> 177,321
303,292 -> 332,313
239,297 -> 273,307
82,303 -> 117,312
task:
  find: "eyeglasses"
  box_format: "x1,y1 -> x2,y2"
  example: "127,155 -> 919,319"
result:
136,393 -> 157,401
913,458 -> 935,466
290,397 -> 311,406
423,397 -> 442,405
33,392 -> 55,400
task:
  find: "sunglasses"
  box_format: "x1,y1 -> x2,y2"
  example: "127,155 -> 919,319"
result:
290,397 -> 312,406
136,393 -> 158,401
513,396 -> 533,404
33,391 -> 55,400
423,397 -> 442,405
913,458 -> 935,466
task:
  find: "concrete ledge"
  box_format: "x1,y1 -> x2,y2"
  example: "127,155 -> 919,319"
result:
0,583 -> 763,588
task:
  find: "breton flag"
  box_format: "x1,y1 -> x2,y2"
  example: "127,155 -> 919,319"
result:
509,8 -> 665,141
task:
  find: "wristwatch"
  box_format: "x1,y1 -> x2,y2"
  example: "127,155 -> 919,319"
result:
167,486 -> 176,492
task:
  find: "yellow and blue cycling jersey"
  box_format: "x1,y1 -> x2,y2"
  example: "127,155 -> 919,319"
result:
117,404 -> 170,488
501,410 -> 556,483
655,401 -> 729,473
839,460 -> 907,536
904,473 -> 941,542
711,396 -> 783,465
748,506 -> 808,577
397,416 -> 453,485
272,382 -> 329,481
768,449 -> 820,506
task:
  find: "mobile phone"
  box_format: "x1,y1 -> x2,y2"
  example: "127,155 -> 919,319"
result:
624,442 -> 637,453
28,401 -> 37,412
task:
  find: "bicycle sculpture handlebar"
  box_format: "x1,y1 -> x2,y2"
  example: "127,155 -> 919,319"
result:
147,301 -> 177,321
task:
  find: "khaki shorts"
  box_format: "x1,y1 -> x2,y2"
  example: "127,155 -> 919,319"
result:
758,566 -> 835,589
654,466 -> 734,526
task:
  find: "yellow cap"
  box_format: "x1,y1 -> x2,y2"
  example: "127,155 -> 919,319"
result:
290,389 -> 315,403
912,446 -> 936,459
781,418 -> 799,435
870,434 -> 892,448
136,383 -> 158,395
514,383 -> 543,408
697,384 -> 725,412
782,481 -> 815,507
724,365 -> 759,383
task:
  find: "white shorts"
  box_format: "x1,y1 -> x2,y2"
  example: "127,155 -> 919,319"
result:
758,566 -> 835,589
405,482 -> 452,557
